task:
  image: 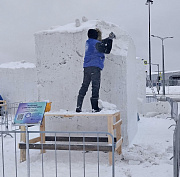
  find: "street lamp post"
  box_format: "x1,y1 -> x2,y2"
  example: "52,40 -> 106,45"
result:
151,63 -> 159,82
151,35 -> 173,96
151,63 -> 160,94
145,0 -> 153,81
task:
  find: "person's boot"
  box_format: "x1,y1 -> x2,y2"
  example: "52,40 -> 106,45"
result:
76,95 -> 84,112
90,97 -> 101,112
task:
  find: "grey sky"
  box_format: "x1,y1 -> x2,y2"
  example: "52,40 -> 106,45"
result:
0,0 -> 179,72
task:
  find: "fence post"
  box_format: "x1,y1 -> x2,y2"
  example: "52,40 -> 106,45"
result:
25,125 -> 30,177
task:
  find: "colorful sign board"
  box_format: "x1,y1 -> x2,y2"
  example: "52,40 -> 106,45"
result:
14,102 -> 47,124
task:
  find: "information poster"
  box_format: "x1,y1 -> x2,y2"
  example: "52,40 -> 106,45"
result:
14,102 -> 47,124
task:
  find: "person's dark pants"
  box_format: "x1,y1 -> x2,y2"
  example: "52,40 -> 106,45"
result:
77,67 -> 101,110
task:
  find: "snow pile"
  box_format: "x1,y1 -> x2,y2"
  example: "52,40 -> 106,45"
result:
122,143 -> 172,166
0,60 -> 36,69
143,99 -> 171,117
117,115 -> 174,176
98,99 -> 117,110
45,100 -> 119,116
45,105 -> 119,116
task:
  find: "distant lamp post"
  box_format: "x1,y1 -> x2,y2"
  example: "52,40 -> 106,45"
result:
145,0 -> 153,81
151,63 -> 159,82
143,59 -> 160,92
151,63 -> 160,94
151,35 -> 174,96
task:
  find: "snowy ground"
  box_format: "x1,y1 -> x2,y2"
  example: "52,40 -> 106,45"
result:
0,112 -> 175,177
1,86 -> 179,177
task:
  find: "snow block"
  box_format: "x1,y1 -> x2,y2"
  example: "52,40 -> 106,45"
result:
0,61 -> 38,103
136,58 -> 146,114
34,20 -> 141,146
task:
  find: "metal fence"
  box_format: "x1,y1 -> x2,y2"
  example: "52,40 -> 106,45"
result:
146,95 -> 158,103
166,97 -> 179,122
0,102 -> 19,131
165,97 -> 180,177
147,79 -> 180,87
173,115 -> 180,177
0,130 -> 115,177
0,102 -> 115,177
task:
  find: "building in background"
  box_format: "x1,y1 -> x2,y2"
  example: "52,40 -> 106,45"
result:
149,71 -> 180,86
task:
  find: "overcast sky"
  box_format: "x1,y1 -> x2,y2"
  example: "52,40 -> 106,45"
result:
0,0 -> 179,72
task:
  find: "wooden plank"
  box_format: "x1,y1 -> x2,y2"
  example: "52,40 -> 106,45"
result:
115,113 -> 122,154
115,138 -> 123,152
19,143 -> 113,152
112,112 -> 120,117
29,137 -> 41,144
113,119 -> 122,130
20,126 -> 26,162
45,136 -> 117,142
45,111 -> 120,117
107,115 -> 114,165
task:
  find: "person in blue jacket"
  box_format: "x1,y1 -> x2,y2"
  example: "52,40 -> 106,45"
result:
76,28 -> 116,112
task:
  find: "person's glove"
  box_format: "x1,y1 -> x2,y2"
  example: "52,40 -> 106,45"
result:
109,32 -> 116,39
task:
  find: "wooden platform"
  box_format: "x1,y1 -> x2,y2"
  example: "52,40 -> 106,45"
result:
19,110 -> 123,165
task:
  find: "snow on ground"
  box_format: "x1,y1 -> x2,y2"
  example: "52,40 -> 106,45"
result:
0,112 -> 175,177
122,114 -> 174,177
1,87 -> 180,176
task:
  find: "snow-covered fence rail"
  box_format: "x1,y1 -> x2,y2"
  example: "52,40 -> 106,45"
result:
0,130 -> 115,177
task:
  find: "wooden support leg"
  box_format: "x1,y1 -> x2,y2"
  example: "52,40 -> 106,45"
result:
20,126 -> 26,162
40,116 -> 46,153
107,115 -> 114,165
115,113 -> 122,154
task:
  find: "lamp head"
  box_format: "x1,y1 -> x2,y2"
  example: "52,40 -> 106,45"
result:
145,0 -> 153,5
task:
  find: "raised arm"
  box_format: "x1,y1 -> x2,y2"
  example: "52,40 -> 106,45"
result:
95,38 -> 113,54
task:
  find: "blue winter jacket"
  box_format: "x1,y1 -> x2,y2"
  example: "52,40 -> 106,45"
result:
83,39 -> 105,70
83,37 -> 113,70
